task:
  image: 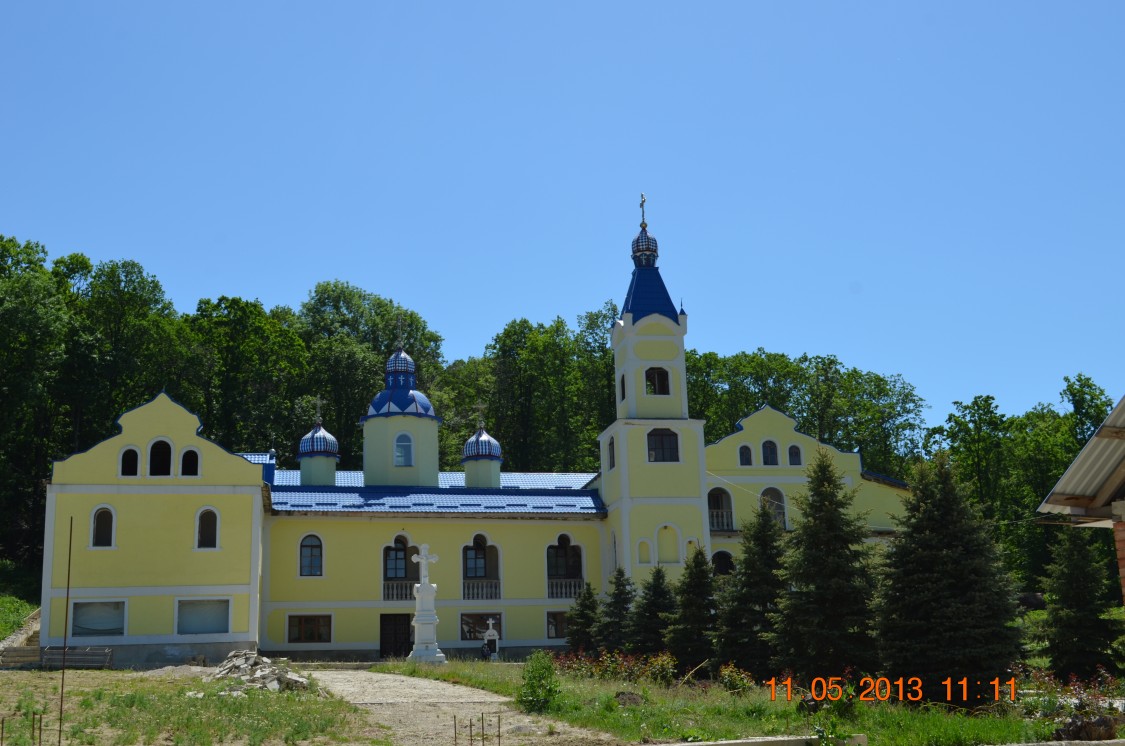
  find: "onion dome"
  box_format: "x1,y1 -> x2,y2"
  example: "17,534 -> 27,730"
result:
631,224 -> 659,268
298,422 -> 340,461
621,195 -> 679,324
462,426 -> 503,462
362,347 -> 439,421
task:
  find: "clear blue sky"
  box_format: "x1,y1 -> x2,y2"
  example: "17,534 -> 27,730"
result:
3,3 -> 1122,428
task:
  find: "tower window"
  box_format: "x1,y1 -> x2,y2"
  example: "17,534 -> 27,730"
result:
608,437 -> 615,470
92,507 -> 114,548
739,445 -> 752,466
181,449 -> 200,476
789,445 -> 802,466
149,440 -> 172,476
645,367 -> 670,396
120,448 -> 139,476
647,428 -> 679,462
196,509 -> 218,549
763,440 -> 778,466
300,535 -> 323,576
620,374 -> 626,401
394,433 -> 413,467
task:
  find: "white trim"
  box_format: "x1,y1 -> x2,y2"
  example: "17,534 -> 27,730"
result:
298,533 -> 325,578
41,487 -> 58,642
179,446 -> 202,478
193,506 -> 221,551
174,596 -> 232,636
89,504 -> 117,549
146,436 -> 175,477
285,611 -> 334,644
117,444 -> 142,478
41,631 -> 252,647
47,584 -> 252,599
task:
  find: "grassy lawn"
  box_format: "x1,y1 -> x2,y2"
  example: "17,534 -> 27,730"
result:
375,659 -> 1060,745
0,594 -> 36,639
0,669 -> 381,746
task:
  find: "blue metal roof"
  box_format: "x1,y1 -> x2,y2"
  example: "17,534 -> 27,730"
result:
621,266 -> 680,324
271,470 -> 596,490
237,452 -> 274,464
269,485 -> 605,516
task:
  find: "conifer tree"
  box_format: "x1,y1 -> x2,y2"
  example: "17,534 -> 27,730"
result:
594,567 -> 635,652
628,566 -> 676,655
879,454 -> 1020,704
664,547 -> 716,672
1043,527 -> 1120,680
565,582 -> 600,653
769,449 -> 876,682
716,504 -> 785,675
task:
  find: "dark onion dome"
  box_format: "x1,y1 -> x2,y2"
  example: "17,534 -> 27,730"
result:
298,423 -> 340,461
462,426 -> 503,462
631,223 -> 659,268
362,347 -> 439,421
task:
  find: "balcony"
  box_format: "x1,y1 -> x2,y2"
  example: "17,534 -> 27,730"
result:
547,578 -> 584,599
709,509 -> 735,532
463,579 -> 501,600
383,580 -> 415,601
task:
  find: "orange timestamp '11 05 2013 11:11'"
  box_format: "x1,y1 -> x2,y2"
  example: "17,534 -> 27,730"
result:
766,676 -> 1018,703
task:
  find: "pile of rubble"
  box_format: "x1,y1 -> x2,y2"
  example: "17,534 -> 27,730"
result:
205,649 -> 310,693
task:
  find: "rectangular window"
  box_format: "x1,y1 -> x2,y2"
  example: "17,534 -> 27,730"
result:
547,611 -> 568,640
460,613 -> 502,641
72,601 -> 125,637
288,615 -> 332,643
464,549 -> 486,578
385,548 -> 406,579
647,429 -> 679,462
177,599 -> 230,635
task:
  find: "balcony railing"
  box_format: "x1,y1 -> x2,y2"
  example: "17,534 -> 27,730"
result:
463,579 -> 501,600
709,509 -> 735,532
547,578 -> 584,599
383,580 -> 415,601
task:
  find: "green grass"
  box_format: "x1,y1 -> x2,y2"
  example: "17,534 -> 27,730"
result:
375,659 -> 1058,745
0,593 -> 37,639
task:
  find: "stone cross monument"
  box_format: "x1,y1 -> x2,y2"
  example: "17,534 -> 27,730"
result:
483,617 -> 500,661
407,544 -> 446,663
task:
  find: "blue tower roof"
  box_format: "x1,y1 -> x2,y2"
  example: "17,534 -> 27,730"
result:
622,223 -> 680,324
462,426 -> 503,462
298,422 -> 340,461
362,347 -> 440,421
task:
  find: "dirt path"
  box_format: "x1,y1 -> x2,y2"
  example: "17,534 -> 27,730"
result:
311,669 -> 624,746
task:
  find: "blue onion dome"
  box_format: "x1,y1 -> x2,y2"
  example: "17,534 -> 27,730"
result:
362,347 -> 439,421
298,422 -> 340,461
462,426 -> 503,462
631,222 -> 659,268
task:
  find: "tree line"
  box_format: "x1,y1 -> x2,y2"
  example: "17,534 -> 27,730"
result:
0,233 -> 1117,601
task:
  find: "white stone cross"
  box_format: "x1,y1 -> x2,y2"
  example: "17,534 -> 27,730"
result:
412,543 -> 439,585
486,617 -> 496,633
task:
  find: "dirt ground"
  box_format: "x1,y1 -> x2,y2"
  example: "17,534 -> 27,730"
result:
311,668 -> 624,746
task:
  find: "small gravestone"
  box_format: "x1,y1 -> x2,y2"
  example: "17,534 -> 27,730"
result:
483,617 -> 500,661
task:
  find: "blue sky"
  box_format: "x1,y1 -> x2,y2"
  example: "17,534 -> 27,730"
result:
3,3 -> 1122,427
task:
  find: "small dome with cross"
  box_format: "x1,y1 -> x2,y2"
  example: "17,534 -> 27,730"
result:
462,426 -> 502,462
298,422 -> 339,460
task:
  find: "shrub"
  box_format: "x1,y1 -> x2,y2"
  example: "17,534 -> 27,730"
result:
516,650 -> 560,713
717,663 -> 754,695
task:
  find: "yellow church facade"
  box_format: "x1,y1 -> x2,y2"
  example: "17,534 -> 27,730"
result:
40,216 -> 909,666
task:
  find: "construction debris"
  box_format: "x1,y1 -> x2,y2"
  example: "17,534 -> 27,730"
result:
205,649 -> 310,692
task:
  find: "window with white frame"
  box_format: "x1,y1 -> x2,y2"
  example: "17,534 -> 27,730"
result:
92,507 -> 115,548
177,599 -> 229,634
72,601 -> 124,636
394,433 -> 413,467
196,509 -> 218,549
120,448 -> 139,476
149,440 -> 172,476
300,534 -> 323,576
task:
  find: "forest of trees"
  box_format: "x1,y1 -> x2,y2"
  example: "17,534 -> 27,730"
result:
0,233 -> 1117,601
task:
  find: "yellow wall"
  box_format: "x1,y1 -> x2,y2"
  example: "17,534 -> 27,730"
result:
363,417 -> 440,486
624,427 -> 702,497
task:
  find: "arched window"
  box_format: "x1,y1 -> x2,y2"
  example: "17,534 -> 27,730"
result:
762,440 -> 778,466
120,448 -> 139,476
196,509 -> 218,549
546,535 -> 583,579
708,488 -> 733,531
645,367 -> 670,395
384,536 -> 408,579
712,551 -> 734,576
394,433 -> 413,467
181,449 -> 200,476
761,487 -> 786,527
92,507 -> 114,548
607,437 -> 615,470
300,535 -> 323,576
739,445 -> 752,466
620,374 -> 626,401
149,440 -> 172,476
464,535 -> 488,578
647,428 -> 679,462
789,445 -> 802,466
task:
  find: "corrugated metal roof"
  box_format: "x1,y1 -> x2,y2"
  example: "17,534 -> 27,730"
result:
269,485 -> 605,516
1040,395 -> 1125,517
270,470 -> 596,490
237,452 -> 274,464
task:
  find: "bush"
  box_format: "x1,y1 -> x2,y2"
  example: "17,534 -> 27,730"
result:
717,663 -> 754,695
516,650 -> 560,713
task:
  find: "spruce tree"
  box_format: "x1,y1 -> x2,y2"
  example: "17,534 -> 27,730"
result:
716,504 -> 785,675
664,547 -> 716,672
594,567 -> 635,652
628,566 -> 676,655
879,454 -> 1020,704
565,582 -> 600,653
769,448 -> 876,682
1043,527 -> 1120,680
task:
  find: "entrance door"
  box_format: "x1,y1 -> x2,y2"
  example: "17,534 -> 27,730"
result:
380,614 -> 412,658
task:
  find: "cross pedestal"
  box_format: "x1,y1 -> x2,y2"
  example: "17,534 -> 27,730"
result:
407,544 -> 446,663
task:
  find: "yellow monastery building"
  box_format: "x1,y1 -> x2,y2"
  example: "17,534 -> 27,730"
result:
40,217 -> 910,666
